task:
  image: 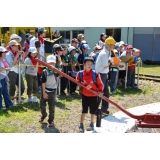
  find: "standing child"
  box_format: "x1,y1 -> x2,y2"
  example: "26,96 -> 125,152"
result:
23,47 -> 38,102
60,45 -> 69,95
76,57 -> 104,132
128,48 -> 142,88
68,46 -> 80,95
23,33 -> 32,58
54,45 -> 64,95
90,44 -> 102,70
78,44 -> 90,70
0,47 -> 13,110
39,55 -> 57,127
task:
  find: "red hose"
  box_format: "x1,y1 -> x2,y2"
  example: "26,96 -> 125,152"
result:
35,58 -> 148,121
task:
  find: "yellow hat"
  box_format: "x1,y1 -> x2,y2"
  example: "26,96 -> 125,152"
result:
105,36 -> 116,45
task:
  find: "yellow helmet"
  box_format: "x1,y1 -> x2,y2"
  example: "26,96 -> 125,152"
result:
105,36 -> 116,45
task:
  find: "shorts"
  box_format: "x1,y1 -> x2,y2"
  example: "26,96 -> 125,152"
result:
82,94 -> 100,114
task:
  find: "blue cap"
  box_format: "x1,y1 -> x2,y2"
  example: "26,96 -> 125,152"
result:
26,33 -> 31,38
82,44 -> 90,50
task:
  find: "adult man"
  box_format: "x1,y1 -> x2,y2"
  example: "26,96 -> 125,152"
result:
95,36 -> 116,114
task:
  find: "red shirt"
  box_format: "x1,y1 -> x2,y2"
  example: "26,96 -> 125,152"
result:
76,69 -> 104,97
128,62 -> 135,70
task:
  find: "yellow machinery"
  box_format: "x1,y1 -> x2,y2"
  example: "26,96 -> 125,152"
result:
0,27 -> 52,47
0,27 -> 62,56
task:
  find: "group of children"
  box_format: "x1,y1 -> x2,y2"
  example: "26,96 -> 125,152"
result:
0,30 -> 142,132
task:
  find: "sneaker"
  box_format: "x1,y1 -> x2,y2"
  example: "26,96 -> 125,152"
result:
87,122 -> 94,131
39,114 -> 47,123
12,100 -> 17,106
48,121 -> 55,127
38,86 -> 42,93
61,91 -> 66,96
131,86 -> 137,89
111,91 -> 116,94
32,96 -> 38,102
28,97 -> 33,102
127,86 -> 132,89
79,123 -> 84,133
0,107 -> 6,110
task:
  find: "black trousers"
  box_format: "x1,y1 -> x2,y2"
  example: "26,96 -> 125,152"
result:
61,66 -> 68,92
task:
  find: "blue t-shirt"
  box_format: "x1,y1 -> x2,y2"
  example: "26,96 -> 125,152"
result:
134,56 -> 139,63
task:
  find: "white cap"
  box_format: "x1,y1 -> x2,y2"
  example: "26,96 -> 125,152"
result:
47,55 -> 56,63
113,49 -> 118,53
10,34 -> 22,42
28,47 -> 38,53
115,42 -> 121,47
93,45 -> 101,50
133,48 -> 141,53
119,41 -> 125,45
0,46 -> 7,52
68,46 -> 76,53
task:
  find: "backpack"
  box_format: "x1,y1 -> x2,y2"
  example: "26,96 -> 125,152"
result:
79,70 -> 98,87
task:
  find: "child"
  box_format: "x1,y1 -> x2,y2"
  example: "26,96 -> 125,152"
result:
60,45 -> 69,95
23,47 -> 38,102
0,47 -> 13,110
78,44 -> 90,70
90,44 -> 102,70
54,45 -> 64,95
127,48 -> 141,89
23,33 -> 32,58
130,48 -> 142,88
68,46 -> 80,95
39,55 -> 58,127
98,33 -> 107,48
76,57 -> 104,132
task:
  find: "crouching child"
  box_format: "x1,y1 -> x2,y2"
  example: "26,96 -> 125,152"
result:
39,55 -> 58,127
76,57 -> 104,132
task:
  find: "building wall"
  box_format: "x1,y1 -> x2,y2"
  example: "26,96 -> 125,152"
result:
133,27 -> 160,61
51,27 -> 160,61
52,27 -> 132,51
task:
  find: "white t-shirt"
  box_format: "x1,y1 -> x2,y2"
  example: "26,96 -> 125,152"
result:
98,40 -> 105,48
95,48 -> 111,74
30,36 -> 38,47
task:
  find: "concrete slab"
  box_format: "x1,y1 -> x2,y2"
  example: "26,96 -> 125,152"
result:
84,102 -> 160,133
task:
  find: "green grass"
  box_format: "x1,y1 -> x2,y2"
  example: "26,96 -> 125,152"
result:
0,77 -> 160,133
136,64 -> 160,76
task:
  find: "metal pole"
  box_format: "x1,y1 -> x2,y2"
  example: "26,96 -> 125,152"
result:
18,60 -> 21,104
137,62 -> 140,88
125,63 -> 128,89
59,77 -> 61,96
